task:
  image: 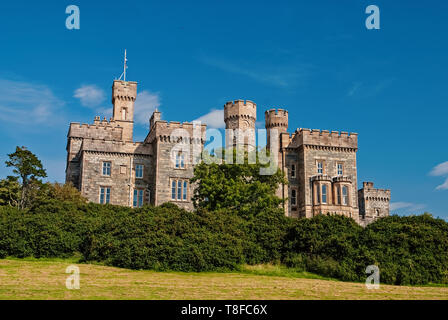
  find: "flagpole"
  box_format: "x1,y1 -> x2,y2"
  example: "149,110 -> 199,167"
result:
123,49 -> 127,81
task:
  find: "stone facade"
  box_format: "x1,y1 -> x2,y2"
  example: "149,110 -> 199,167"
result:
265,109 -> 390,225
358,182 -> 391,227
66,77 -> 390,226
66,79 -> 206,209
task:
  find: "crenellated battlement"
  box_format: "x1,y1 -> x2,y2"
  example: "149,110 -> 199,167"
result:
111,80 -> 137,104
360,182 -> 391,197
292,128 -> 358,149
68,117 -> 123,141
224,99 -> 257,122
265,108 -> 288,129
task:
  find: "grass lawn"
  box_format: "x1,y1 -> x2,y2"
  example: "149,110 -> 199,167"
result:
0,258 -> 447,300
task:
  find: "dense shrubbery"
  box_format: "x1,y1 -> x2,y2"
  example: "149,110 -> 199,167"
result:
1,146 -> 447,285
1,201 -> 447,285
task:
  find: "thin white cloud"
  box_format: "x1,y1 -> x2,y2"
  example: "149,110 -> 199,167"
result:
347,79 -> 394,98
193,109 -> 224,129
429,161 -> 448,190
390,202 -> 425,213
435,178 -> 448,190
0,79 -> 64,124
200,55 -> 309,88
134,91 -> 161,125
74,85 -> 105,107
430,161 -> 448,176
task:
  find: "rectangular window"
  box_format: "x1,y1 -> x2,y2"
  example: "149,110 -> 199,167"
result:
342,186 -> 348,205
175,152 -> 185,169
291,189 -> 297,206
177,180 -> 182,200
337,163 -> 343,176
135,164 -> 144,179
322,185 -> 327,204
291,164 -> 296,178
100,187 -> 111,204
317,161 -> 323,174
171,179 -> 188,201
133,189 -> 144,207
183,181 -> 187,200
316,185 -> 320,204
337,186 -> 341,204
171,180 -> 176,200
102,162 -> 111,176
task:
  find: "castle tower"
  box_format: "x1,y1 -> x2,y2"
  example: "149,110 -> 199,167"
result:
358,182 -> 391,227
265,109 -> 288,150
224,99 -> 257,149
111,80 -> 137,142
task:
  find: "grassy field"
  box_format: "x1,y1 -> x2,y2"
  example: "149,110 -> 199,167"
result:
0,258 -> 447,300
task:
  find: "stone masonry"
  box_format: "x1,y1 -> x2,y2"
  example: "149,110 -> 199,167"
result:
66,77 -> 390,226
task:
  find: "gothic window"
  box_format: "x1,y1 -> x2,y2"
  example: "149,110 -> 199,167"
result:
100,187 -> 111,204
322,184 -> 328,204
291,189 -> 297,206
133,189 -> 144,207
135,164 -> 144,178
342,186 -> 349,205
376,209 -> 380,217
102,162 -> 111,176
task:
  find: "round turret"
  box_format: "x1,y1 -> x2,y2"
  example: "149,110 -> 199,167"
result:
265,108 -> 288,131
223,99 -> 257,130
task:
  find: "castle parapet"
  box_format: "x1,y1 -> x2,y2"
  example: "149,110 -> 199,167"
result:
67,118 -> 123,141
224,99 -> 257,122
265,108 -> 288,129
294,128 -> 358,149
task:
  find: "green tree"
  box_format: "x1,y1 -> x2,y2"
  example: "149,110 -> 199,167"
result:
191,148 -> 287,215
5,146 -> 47,209
0,176 -> 21,207
50,182 -> 87,204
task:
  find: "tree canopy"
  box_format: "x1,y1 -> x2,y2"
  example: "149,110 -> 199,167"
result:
191,148 -> 287,215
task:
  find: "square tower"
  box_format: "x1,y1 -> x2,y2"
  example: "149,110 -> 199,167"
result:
112,80 -> 137,142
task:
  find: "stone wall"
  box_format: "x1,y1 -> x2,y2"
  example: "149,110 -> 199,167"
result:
358,182 -> 391,227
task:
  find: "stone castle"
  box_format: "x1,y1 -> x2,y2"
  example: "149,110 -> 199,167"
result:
66,78 -> 390,226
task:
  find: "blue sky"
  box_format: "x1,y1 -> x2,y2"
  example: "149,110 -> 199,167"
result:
0,0 -> 447,219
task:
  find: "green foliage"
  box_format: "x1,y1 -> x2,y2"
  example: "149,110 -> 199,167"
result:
191,148 -> 286,215
0,145 -> 446,284
283,213 -> 448,285
0,200 -> 447,285
5,146 -> 47,209
359,213 -> 448,285
0,176 -> 20,207
81,206 -> 247,271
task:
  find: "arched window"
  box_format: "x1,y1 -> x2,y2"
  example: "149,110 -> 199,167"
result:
122,108 -> 127,120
